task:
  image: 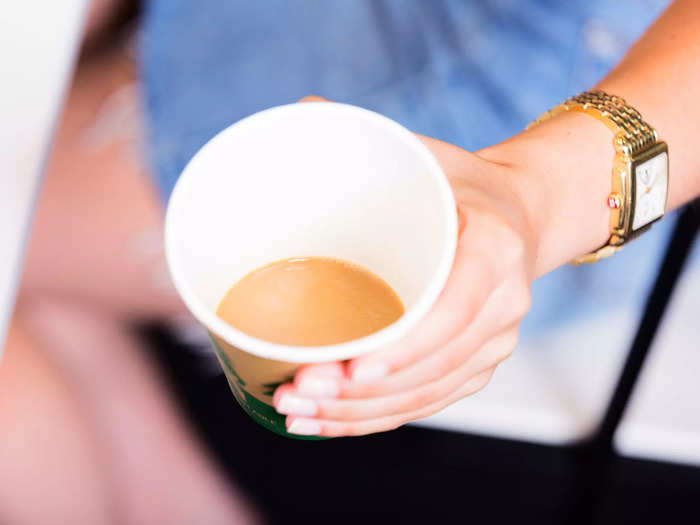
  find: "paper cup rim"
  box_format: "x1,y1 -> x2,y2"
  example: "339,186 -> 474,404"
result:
165,102 -> 457,363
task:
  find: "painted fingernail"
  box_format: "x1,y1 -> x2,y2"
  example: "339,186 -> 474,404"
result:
351,362 -> 388,384
297,376 -> 339,398
287,418 -> 322,436
276,394 -> 318,417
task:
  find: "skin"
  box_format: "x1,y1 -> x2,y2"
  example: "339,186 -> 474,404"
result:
274,0 -> 700,437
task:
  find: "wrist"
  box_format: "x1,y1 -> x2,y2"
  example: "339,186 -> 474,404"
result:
478,111 -> 612,277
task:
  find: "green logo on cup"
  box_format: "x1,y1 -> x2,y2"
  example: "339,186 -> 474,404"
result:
210,337 -> 325,440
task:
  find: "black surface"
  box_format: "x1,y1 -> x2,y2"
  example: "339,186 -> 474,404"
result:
148,352 -> 582,524
143,203 -> 699,524
143,355 -> 700,524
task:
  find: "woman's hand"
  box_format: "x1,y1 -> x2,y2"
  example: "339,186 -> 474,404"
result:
273,127 -> 544,437
273,0 -> 700,437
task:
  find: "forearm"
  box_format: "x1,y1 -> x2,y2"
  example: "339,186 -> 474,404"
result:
480,0 -> 700,277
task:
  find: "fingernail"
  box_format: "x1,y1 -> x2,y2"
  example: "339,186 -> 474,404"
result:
297,376 -> 339,398
287,418 -> 322,436
351,362 -> 388,384
276,394 -> 318,417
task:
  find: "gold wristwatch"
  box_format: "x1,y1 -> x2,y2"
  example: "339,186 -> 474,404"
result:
528,90 -> 669,264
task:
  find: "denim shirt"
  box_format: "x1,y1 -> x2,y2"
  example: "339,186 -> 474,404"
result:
140,0 -> 675,341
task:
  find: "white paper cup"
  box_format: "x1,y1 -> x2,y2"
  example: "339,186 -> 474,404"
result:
165,102 -> 457,438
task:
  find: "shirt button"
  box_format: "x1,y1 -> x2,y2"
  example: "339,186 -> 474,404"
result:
583,19 -> 623,61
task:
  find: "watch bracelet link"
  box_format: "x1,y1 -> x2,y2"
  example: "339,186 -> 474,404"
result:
527,90 -> 659,265
568,91 -> 657,156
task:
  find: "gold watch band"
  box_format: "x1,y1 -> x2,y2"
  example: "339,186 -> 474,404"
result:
527,90 -> 660,265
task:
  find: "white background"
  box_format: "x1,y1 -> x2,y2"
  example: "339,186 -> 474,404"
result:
0,0 -> 87,355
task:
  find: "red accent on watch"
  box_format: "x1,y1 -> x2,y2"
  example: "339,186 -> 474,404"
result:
607,194 -> 622,209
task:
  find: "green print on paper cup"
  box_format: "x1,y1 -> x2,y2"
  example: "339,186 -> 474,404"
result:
165,103 -> 458,438
211,336 -> 325,440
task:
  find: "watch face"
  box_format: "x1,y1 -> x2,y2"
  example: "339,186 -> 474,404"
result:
632,151 -> 668,231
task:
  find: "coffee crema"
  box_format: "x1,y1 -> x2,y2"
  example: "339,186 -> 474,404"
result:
216,257 -> 404,346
